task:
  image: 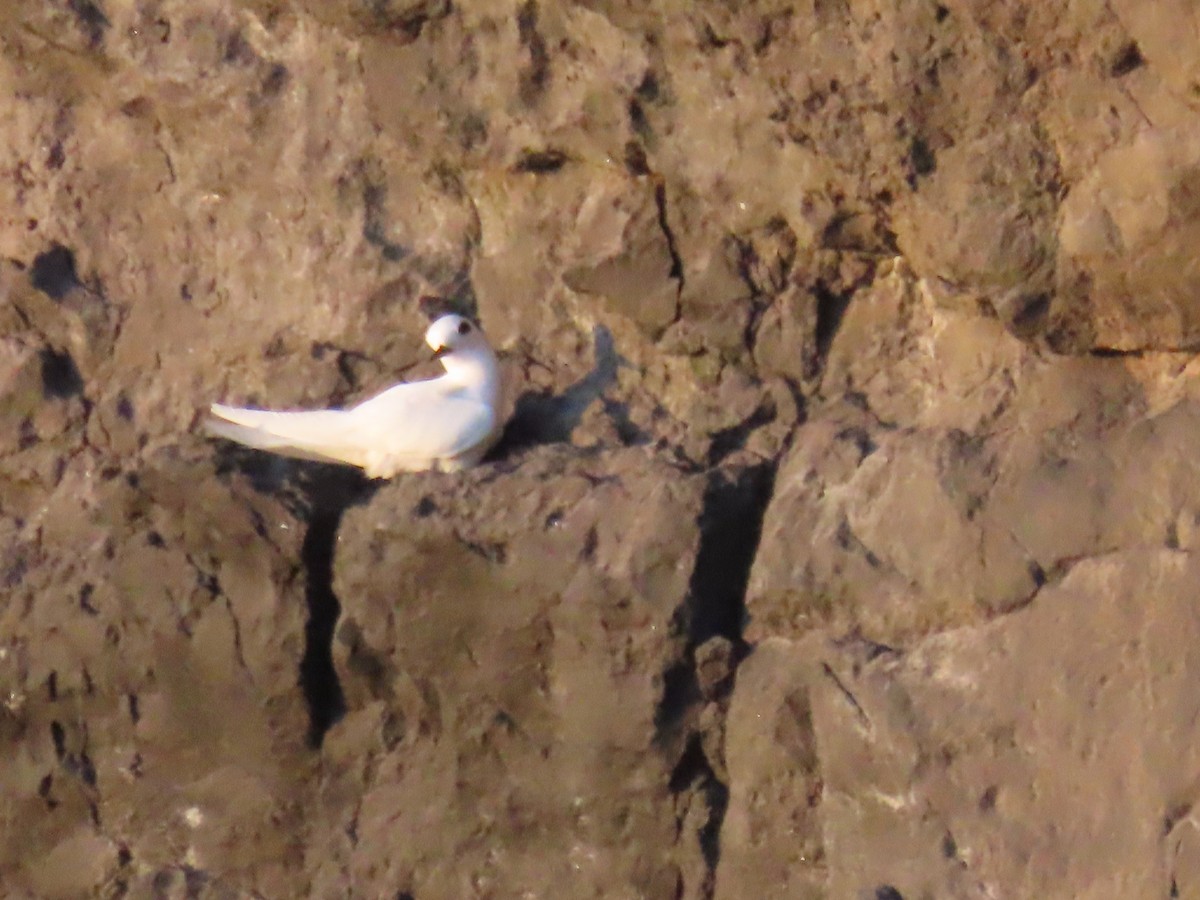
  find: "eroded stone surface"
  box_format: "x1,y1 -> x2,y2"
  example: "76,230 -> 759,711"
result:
811,548 -> 1200,898
325,446 -> 705,897
6,0 -> 1200,896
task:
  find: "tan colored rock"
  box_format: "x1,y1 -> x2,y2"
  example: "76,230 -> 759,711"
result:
0,449 -> 311,896
326,446 -> 705,898
895,124 -> 1059,337
8,0 -> 1200,895
1056,129 -> 1200,351
813,548 -> 1200,898
715,638 -> 825,900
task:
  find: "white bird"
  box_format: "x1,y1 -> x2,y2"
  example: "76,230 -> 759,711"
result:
206,314 -> 502,478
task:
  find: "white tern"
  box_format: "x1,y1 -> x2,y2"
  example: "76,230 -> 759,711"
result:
207,314 -> 502,478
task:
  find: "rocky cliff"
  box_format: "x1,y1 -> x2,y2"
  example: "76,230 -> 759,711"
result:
4,1 -> 1200,897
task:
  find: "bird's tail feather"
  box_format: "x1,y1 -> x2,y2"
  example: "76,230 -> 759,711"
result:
206,404 -> 370,469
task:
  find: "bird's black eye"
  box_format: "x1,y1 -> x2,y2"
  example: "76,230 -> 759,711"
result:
457,320 -> 471,335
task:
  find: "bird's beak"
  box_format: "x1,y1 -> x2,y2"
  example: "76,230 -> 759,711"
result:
432,345 -> 448,359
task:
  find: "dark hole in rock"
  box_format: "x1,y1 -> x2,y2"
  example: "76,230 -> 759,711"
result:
31,244 -> 81,300
182,866 -> 208,894
655,460 -> 776,746
1111,41 -> 1145,78
461,537 -> 507,564
50,721 -> 66,759
517,0 -> 549,103
224,30 -> 254,64
371,0 -> 447,41
668,731 -> 708,792
653,659 -> 698,735
637,70 -> 660,102
906,135 -> 937,187
46,141 -> 65,170
40,347 -> 84,399
629,97 -> 651,140
459,111 -> 488,151
68,0 -> 110,47
875,886 -> 905,900
78,750 -> 97,787
687,462 -> 776,645
262,63 -> 289,95
418,293 -> 466,322
581,526 -> 598,560
979,784 -> 998,811
213,444 -> 294,495
942,831 -> 958,858
814,281 -> 852,360
1007,292 -> 1051,337
667,733 -> 729,875
837,425 -> 877,459
79,583 -> 99,615
652,457 -> 778,885
624,140 -> 650,176
300,507 -> 348,747
1028,560 -> 1047,588
291,465 -> 379,747
5,552 -> 28,587
512,148 -> 569,174
116,392 -> 135,420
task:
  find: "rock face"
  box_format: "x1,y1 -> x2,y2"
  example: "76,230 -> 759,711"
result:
5,0 -> 1200,897
324,448 -> 706,897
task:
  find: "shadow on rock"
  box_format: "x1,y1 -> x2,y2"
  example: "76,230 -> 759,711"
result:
653,460 -> 779,885
214,444 -> 379,747
491,324 -> 649,456
655,461 -> 778,732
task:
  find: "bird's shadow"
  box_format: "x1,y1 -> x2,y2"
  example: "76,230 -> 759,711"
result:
489,324 -> 650,457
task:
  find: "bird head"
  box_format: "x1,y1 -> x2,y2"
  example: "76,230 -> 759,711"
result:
425,314 -> 489,360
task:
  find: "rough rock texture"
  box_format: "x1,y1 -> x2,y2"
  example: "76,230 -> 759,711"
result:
6,0 -> 1200,897
324,448 -> 707,898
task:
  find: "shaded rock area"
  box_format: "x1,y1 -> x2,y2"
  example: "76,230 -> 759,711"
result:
4,0 -> 1200,897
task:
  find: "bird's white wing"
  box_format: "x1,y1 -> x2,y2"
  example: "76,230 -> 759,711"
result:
350,380 -> 497,473
208,378 -> 496,477
207,404 -> 376,469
